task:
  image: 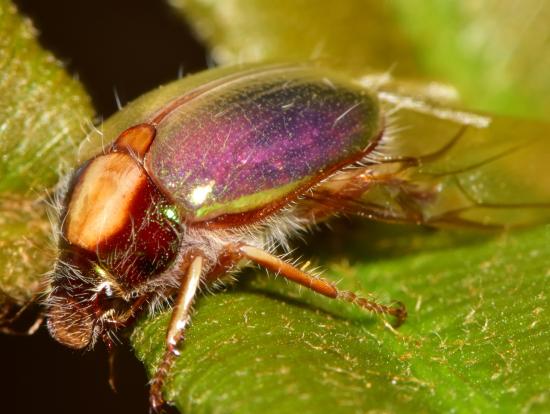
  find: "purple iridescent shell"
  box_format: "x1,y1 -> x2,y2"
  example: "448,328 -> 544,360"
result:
145,66 -> 381,222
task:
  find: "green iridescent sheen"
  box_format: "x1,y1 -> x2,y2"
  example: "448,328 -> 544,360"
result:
192,178 -> 309,219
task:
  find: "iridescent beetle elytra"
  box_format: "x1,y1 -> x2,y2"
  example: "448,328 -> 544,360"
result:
44,64 -> 550,411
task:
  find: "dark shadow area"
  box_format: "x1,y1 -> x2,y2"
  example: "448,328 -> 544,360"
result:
0,326 -> 149,414
15,0 -> 208,117
4,1 -> 208,413
242,282 -> 382,327
294,217 -> 495,264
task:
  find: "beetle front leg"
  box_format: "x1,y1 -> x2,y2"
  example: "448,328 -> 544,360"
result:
150,254 -> 204,413
237,245 -> 406,326
0,313 -> 43,336
0,295 -> 44,336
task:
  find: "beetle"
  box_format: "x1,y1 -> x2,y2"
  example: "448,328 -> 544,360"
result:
43,64 -> 550,411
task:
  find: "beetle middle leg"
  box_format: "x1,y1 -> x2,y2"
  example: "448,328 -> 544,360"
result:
150,254 -> 204,412
236,244 -> 406,326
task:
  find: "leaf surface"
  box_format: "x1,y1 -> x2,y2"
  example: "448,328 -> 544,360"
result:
125,2 -> 550,413
0,2 -> 548,414
0,1 -> 93,303
133,223 -> 550,413
173,0 -> 550,119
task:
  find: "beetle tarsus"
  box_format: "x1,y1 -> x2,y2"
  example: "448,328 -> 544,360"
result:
149,351 -> 174,413
337,291 -> 407,326
389,301 -> 407,327
102,335 -> 119,393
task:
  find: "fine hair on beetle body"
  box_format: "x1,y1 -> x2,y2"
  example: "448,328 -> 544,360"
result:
47,176 -> 318,322
42,65 -> 403,411
30,63 -> 550,413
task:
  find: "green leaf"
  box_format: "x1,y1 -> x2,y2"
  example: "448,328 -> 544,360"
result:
0,2 -> 93,194
169,0 -> 420,77
1,2 -> 548,414
129,2 -> 550,412
132,223 -> 550,413
172,0 -> 550,119
0,1 -> 93,303
391,0 -> 550,119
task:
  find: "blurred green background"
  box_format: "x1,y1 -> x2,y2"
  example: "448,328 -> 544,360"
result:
1,1 -> 549,413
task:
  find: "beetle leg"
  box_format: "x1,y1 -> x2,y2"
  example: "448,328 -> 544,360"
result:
0,313 -> 43,336
101,295 -> 153,396
100,333 -> 119,393
0,295 -> 44,336
150,254 -> 204,413
238,245 -> 406,326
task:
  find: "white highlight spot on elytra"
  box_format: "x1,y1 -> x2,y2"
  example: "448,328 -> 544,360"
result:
188,180 -> 215,206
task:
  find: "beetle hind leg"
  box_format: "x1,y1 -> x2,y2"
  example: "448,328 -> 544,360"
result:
237,244 -> 406,326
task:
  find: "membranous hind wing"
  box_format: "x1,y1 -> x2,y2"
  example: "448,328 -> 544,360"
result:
305,96 -> 550,228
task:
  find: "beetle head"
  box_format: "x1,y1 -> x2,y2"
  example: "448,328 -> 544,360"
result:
46,151 -> 182,349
